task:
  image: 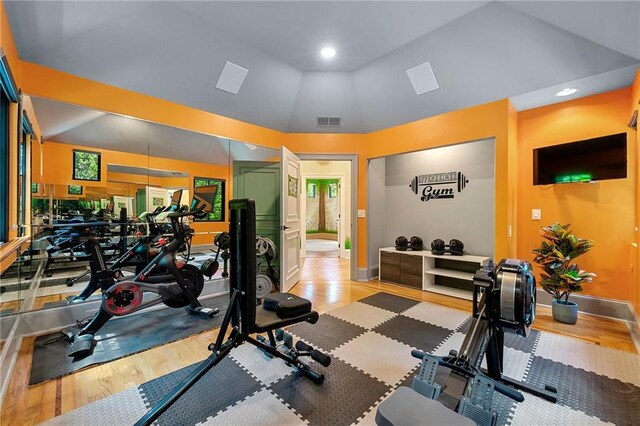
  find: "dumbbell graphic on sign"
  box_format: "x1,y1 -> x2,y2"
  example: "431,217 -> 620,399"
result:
408,171 -> 469,202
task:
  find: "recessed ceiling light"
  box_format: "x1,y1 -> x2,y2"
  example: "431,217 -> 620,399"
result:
555,87 -> 579,97
320,47 -> 336,59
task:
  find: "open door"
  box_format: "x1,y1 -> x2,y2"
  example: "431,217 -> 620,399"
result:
280,146 -> 302,292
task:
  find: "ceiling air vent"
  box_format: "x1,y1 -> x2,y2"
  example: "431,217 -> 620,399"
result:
317,116 -> 341,127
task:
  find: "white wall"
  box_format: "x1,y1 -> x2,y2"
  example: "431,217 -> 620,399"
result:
369,138 -> 495,263
300,160 -> 352,257
367,158 -> 386,276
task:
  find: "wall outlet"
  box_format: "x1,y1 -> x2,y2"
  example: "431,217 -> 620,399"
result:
358,209 -> 366,218
532,209 -> 541,220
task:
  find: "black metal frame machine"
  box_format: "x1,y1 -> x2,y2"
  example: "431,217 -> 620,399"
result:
134,199 -> 331,426
376,259 -> 557,426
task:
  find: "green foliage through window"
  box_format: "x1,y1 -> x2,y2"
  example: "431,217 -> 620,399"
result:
73,150 -> 101,181
194,177 -> 225,222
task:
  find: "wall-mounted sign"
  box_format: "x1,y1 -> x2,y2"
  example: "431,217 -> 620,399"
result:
409,171 -> 469,202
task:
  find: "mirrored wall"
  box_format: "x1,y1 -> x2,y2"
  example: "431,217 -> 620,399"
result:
0,97 -> 281,318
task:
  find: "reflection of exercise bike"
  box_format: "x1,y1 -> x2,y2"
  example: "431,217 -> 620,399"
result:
67,206 -> 176,302
377,259 -> 557,426
135,199 -> 330,426
66,189 -> 221,358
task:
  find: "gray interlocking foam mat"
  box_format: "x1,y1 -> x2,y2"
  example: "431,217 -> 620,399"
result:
29,295 -> 227,385
43,292 -> 640,426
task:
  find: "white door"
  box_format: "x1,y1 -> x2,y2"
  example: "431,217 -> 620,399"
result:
280,146 -> 302,292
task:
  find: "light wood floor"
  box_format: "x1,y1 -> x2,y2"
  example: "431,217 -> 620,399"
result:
1,257 -> 636,425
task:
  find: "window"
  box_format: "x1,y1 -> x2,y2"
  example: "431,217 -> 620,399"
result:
17,130 -> 27,236
68,185 -> 83,195
193,177 -> 225,222
0,91 -> 8,243
73,149 -> 101,181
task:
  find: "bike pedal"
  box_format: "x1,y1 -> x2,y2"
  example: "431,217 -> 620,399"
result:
67,334 -> 96,358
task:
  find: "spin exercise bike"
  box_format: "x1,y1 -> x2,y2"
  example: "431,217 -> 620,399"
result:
134,199 -> 331,426
68,204 -> 181,302
65,187 -> 221,358
376,259 -> 557,426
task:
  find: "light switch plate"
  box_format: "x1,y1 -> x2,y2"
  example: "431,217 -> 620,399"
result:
532,209 -> 541,220
358,209 -> 366,218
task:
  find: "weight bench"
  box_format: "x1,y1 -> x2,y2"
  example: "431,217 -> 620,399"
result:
135,199 -> 331,426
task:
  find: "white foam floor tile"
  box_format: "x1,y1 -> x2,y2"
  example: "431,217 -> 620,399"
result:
229,344 -> 294,386
510,393 -> 614,426
327,301 -> 396,329
43,387 -> 147,426
501,347 -> 532,382
402,302 -> 471,330
535,332 -> 640,386
332,331 -> 420,386
199,389 -> 306,426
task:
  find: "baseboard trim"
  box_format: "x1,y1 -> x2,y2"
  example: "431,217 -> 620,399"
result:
368,266 -> 379,280
357,268 -> 369,281
628,303 -> 640,354
535,290 -> 630,321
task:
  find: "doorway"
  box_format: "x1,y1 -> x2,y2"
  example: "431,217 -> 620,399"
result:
300,160 -> 353,280
304,177 -> 342,258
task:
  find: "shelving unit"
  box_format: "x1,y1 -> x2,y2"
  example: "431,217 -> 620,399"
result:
379,247 -> 490,300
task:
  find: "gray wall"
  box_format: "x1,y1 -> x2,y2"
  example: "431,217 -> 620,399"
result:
380,138 -> 495,257
367,158 -> 387,275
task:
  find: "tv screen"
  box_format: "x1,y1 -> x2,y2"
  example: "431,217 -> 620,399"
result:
533,133 -> 627,185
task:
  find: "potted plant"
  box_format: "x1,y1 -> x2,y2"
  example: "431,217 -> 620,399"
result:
531,223 -> 596,324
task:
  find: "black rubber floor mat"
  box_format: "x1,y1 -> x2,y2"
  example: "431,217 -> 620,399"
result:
29,295 -> 227,385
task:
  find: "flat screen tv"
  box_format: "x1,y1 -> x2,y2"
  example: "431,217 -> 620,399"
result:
533,133 -> 627,185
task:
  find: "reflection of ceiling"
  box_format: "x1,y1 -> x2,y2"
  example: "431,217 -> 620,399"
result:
7,1 -> 640,133
31,97 -> 279,165
108,165 -> 189,178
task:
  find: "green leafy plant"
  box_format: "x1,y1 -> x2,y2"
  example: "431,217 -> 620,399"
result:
344,236 -> 351,250
531,223 -> 596,303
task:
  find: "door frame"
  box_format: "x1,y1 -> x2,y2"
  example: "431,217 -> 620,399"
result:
296,154 -> 358,282
301,173 -> 345,258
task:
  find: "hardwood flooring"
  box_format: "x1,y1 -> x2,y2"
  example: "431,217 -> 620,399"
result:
0,257 -> 636,425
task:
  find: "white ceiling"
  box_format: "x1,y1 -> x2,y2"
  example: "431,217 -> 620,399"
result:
31,97 -> 279,165
7,1 -> 640,134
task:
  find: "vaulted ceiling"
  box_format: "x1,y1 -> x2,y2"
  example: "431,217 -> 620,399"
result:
7,1 -> 640,134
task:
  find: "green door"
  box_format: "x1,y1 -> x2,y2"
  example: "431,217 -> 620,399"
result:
136,189 -> 146,217
233,161 -> 281,271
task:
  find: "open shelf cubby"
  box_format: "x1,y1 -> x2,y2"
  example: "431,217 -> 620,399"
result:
379,248 -> 490,300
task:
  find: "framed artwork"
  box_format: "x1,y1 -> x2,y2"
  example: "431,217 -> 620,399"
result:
307,182 -> 316,198
288,175 -> 298,198
31,183 -> 38,193
72,149 -> 101,181
68,185 -> 83,195
152,197 -> 165,207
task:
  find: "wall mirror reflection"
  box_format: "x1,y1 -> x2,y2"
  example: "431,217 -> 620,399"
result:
1,96 -> 282,325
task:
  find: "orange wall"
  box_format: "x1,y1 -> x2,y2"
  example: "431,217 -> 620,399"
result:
632,67 -> 640,311
365,99 -> 515,265
517,87 -> 636,302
